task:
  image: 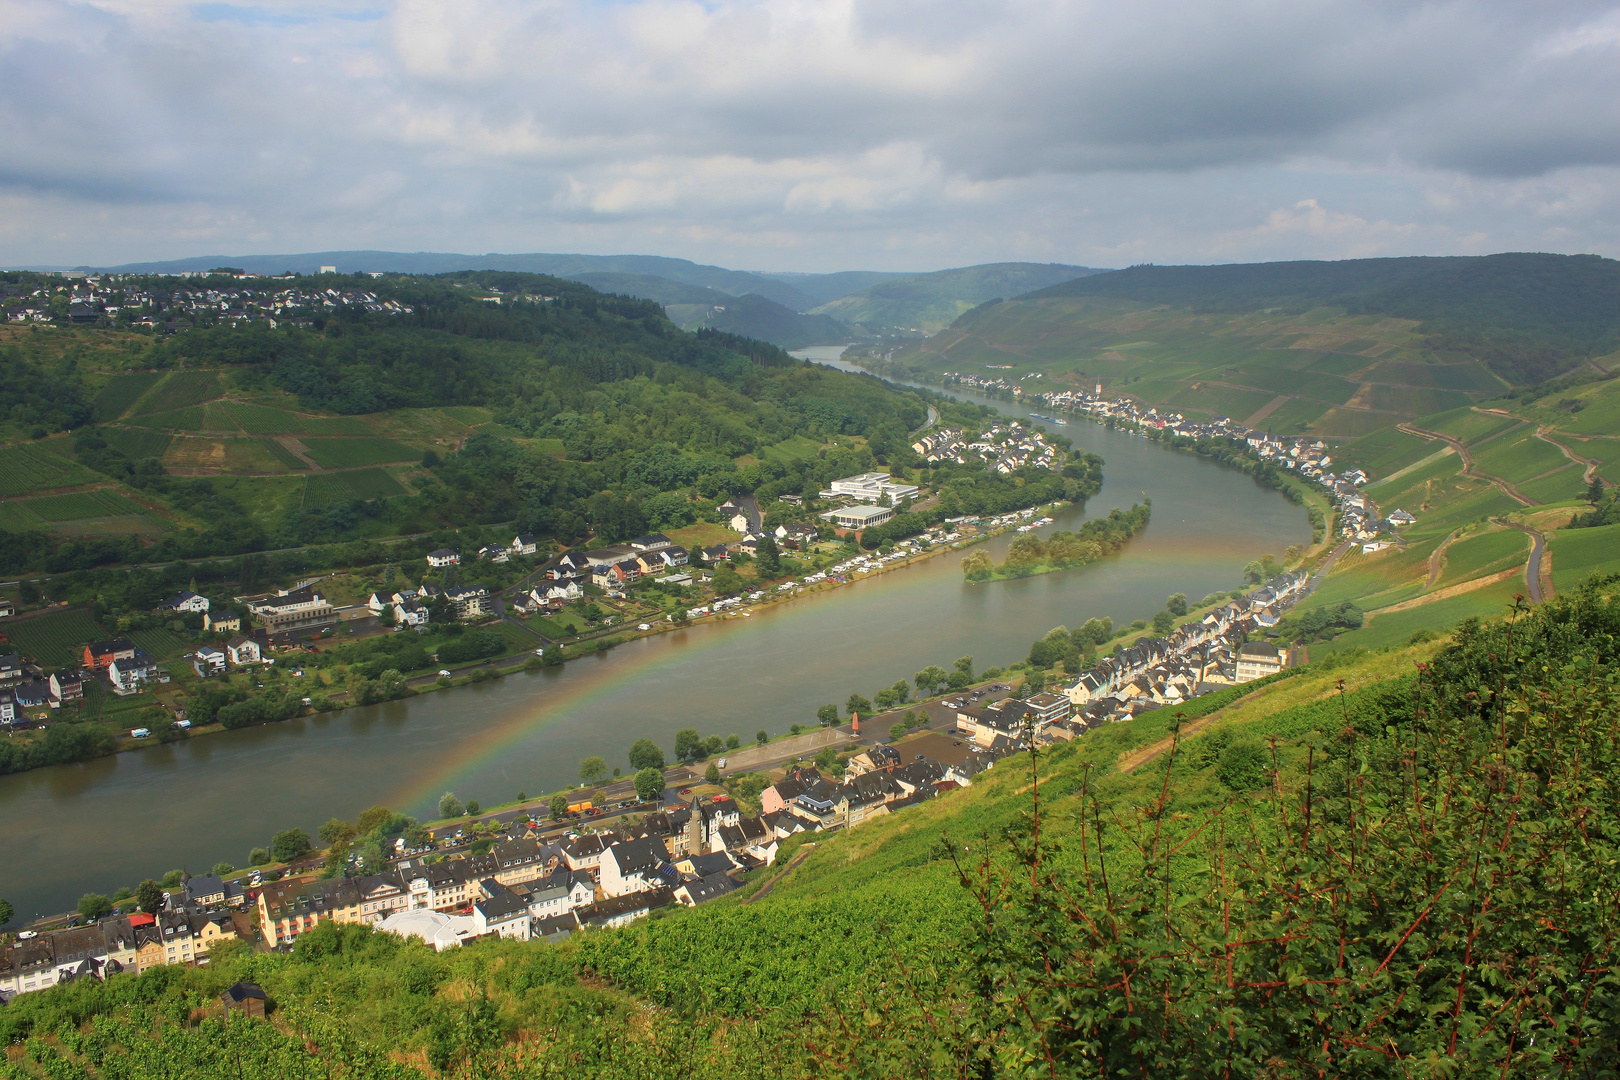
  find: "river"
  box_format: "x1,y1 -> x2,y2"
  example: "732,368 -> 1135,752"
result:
0,347 -> 1308,921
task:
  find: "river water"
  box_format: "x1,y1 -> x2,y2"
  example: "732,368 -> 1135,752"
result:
0,347 -> 1308,921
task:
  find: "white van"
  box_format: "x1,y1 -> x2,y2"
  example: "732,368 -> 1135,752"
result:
131,728 -> 151,739
716,757 -> 727,770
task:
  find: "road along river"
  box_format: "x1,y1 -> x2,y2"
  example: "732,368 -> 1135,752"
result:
0,348 -> 1308,920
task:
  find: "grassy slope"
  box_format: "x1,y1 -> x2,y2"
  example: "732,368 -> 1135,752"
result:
813,263 -> 1107,334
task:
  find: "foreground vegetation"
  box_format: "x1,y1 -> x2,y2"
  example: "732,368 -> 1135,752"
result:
4,574 -> 1618,1076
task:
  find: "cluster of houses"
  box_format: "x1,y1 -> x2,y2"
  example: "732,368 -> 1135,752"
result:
0,652 -> 85,724
940,371 -> 1018,393
0,874 -> 247,998
1058,572 -> 1309,725
1023,387 -> 1422,546
3,276 -> 414,329
908,422 -> 1062,475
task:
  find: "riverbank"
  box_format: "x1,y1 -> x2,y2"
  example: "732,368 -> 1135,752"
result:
0,367 -> 1311,922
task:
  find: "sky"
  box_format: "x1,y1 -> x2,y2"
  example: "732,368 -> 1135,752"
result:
2,0 -> 1618,272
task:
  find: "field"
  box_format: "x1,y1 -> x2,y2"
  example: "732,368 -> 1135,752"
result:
302,468 -> 408,506
100,427 -> 173,460
201,400 -> 371,436
0,489 -> 156,532
1435,526 -> 1528,588
757,435 -> 824,465
126,370 -> 224,415
261,437 -> 310,470
528,610 -> 590,637
666,521 -> 740,549
1419,406 -> 1521,445
118,406 -> 205,430
300,437 -> 419,468
1547,522 -> 1620,592
162,436 -> 306,474
91,372 -> 163,420
0,443 -> 102,496
0,607 -> 107,666
1319,575 -> 1526,653
1471,428 -> 1572,485
126,626 -> 194,660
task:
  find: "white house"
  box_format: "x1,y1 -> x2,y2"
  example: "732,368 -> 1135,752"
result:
192,647 -> 227,676
510,534 -> 538,556
164,591 -> 210,614
599,837 -> 670,898
225,636 -> 262,666
426,548 -> 460,567
471,884 -> 531,941
394,600 -> 430,629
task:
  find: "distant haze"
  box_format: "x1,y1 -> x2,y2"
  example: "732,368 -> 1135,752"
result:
2,1 -> 1617,269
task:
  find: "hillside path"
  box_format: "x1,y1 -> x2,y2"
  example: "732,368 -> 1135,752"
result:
1426,530 -> 1460,589
1494,518 -> 1549,604
744,843 -> 818,904
1534,426 -> 1603,487
1398,423 -> 1537,507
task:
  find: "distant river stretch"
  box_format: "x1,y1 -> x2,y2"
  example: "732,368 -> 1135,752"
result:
0,346 -> 1308,921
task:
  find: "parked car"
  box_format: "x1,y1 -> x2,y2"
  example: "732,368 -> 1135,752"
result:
438,669 -> 452,678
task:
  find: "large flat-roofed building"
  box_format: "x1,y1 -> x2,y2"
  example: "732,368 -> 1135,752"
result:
1235,641 -> 1284,683
245,587 -> 335,634
822,504 -> 896,530
827,472 -> 920,504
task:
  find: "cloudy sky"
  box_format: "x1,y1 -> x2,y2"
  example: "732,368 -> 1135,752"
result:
3,0 -> 1618,271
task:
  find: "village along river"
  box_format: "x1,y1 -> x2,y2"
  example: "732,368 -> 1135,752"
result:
0,347 -> 1308,920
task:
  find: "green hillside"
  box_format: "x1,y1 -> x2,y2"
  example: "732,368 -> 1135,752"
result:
3,581 -> 1617,1076
0,269 -> 931,572
1027,252 -> 1620,385
814,261 -> 1108,333
671,292 -> 850,349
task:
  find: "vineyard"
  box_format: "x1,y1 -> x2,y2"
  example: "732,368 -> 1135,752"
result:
0,444 -> 101,497
100,428 -> 172,460
126,370 -> 224,416
0,490 -> 154,532
300,438 -> 419,469
90,373 -> 163,421
1,607 -> 106,667
302,469 -> 407,506
202,401 -> 370,436
261,438 -> 310,470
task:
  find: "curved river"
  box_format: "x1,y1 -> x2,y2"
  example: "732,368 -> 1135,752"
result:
0,347 -> 1308,921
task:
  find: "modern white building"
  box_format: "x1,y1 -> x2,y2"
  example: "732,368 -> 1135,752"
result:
376,910 -> 479,952
1235,642 -> 1285,683
821,504 -> 896,530
827,472 -> 920,504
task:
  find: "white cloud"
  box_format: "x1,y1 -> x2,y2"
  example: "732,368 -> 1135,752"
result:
0,0 -> 1616,269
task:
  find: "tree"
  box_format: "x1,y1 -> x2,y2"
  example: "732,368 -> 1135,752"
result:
1152,609 -> 1176,635
1589,475 -> 1607,505
725,733 -> 740,749
136,879 -> 164,915
271,828 -> 312,862
757,534 -> 782,577
248,847 -> 269,866
580,755 -> 607,784
817,704 -> 839,727
0,898 -> 12,928
674,728 -> 702,760
629,738 -> 666,771
634,766 -> 665,802
78,893 -> 113,921
356,806 -> 392,834
705,760 -> 721,784
846,693 -> 873,718
756,730 -> 768,745
464,800 -> 480,816
211,862 -> 234,876
702,734 -> 725,757
1166,592 -> 1188,616
438,792 -> 464,819
319,818 -> 357,847
549,794 -> 568,820
914,665 -> 949,697
712,562 -> 743,594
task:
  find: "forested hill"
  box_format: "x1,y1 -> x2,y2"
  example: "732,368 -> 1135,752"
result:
1024,252 -> 1620,384
0,268 -> 947,567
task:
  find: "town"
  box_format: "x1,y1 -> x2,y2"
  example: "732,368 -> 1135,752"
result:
2,272 -> 413,331
0,544 -> 1317,999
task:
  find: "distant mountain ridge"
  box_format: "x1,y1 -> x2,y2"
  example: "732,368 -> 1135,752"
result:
85,251 -> 1118,349
814,262 -> 1110,333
